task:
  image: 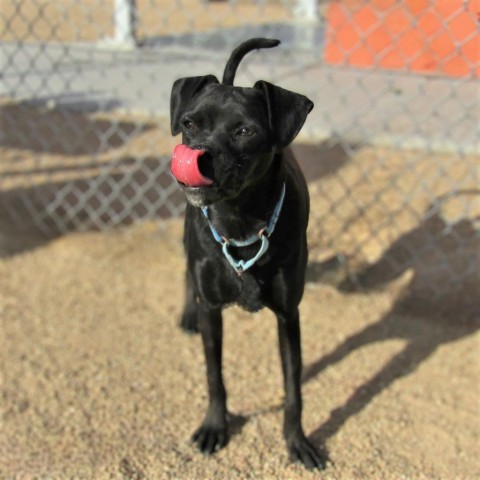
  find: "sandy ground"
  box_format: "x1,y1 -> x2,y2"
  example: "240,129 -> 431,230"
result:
1,209 -> 479,479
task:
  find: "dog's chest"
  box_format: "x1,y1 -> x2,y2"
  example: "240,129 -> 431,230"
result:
196,256 -> 267,312
235,273 -> 265,312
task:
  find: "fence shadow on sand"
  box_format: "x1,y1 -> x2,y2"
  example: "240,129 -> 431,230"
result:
304,199 -> 479,449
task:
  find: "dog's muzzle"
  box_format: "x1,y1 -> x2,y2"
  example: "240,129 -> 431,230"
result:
171,144 -> 214,187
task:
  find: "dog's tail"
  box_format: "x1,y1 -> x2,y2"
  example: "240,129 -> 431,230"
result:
222,38 -> 280,86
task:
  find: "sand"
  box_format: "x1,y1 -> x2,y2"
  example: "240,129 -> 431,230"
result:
1,206 -> 479,479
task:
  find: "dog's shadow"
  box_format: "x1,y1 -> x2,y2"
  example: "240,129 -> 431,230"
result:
224,171 -> 478,467
304,203 -> 479,448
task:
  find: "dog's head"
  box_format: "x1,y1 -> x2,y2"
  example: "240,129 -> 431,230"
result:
170,39 -> 313,207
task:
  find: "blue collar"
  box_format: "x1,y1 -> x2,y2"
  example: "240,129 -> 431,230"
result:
201,183 -> 286,274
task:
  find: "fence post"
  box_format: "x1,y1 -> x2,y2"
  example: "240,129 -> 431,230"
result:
294,0 -> 318,22
293,0 -> 319,50
113,0 -> 137,47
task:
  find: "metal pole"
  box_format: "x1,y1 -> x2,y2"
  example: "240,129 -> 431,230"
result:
294,0 -> 318,22
114,0 -> 137,47
293,0 -> 319,50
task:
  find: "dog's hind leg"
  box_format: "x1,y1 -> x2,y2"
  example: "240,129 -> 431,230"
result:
180,269 -> 199,333
276,308 -> 325,470
192,304 -> 228,454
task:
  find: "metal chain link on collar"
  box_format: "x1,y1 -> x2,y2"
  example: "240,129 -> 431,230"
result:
201,183 -> 286,274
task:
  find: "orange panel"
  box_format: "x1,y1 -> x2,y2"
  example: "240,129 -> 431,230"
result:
398,30 -> 425,60
353,6 -> 378,31
448,12 -> 477,42
384,8 -> 411,38
462,35 -> 480,64
324,0 -> 480,78
417,10 -> 442,37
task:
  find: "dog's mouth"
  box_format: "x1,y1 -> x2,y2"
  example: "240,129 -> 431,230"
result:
197,150 -> 215,182
171,144 -> 215,187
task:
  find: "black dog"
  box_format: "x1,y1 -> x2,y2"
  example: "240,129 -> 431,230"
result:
170,38 -> 324,470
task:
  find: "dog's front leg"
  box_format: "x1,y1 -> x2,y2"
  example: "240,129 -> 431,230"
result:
192,303 -> 228,454
277,309 -> 325,469
180,269 -> 199,333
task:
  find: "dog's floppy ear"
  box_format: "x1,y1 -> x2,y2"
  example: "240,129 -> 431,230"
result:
254,80 -> 313,150
170,75 -> 219,135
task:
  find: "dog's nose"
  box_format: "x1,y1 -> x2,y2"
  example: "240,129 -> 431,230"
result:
191,144 -> 218,156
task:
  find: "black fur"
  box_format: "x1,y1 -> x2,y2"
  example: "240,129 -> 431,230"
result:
170,38 -> 324,470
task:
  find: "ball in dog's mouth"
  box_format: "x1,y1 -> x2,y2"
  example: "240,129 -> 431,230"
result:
171,144 -> 214,187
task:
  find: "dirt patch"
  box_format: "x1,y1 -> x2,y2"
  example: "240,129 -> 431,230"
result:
1,211 -> 479,479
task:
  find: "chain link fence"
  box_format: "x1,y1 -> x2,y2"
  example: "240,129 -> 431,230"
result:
1,1 -> 479,319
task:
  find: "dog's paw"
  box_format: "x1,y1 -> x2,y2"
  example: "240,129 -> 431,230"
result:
191,424 -> 228,455
287,435 -> 326,470
179,309 -> 199,334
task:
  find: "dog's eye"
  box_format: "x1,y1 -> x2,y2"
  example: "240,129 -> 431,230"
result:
183,120 -> 195,130
237,127 -> 255,137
